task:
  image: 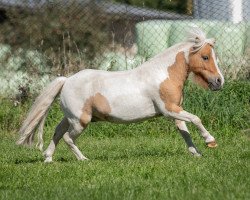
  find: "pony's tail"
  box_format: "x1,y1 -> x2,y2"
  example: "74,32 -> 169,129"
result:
17,77 -> 67,150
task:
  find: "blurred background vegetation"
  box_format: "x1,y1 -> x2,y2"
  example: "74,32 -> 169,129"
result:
0,2 -> 110,71
0,0 -> 248,102
112,0 -> 191,14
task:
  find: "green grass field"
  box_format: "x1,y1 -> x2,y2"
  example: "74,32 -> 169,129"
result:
0,81 -> 249,200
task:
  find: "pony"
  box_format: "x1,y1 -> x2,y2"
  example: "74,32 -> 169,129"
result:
17,27 -> 224,162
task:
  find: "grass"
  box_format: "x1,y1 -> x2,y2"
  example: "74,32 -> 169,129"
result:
0,81 -> 249,200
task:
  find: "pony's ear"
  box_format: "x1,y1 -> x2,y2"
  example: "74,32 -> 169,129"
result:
206,38 -> 215,47
194,36 -> 200,44
190,38 -> 216,52
190,36 -> 205,52
191,44 -> 200,52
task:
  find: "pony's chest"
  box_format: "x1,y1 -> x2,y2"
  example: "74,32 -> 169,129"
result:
159,79 -> 184,108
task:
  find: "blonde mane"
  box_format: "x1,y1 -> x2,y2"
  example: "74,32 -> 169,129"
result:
186,26 -> 215,52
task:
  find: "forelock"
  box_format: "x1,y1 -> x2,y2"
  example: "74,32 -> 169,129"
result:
186,26 -> 215,53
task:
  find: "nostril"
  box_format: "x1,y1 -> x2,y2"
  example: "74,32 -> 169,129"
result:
216,77 -> 221,84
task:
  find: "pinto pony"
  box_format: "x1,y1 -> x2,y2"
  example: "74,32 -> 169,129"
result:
17,27 -> 224,162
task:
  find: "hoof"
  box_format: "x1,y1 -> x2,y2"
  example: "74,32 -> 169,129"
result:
192,152 -> 202,157
207,141 -> 218,148
44,157 -> 53,163
188,147 -> 202,157
78,156 -> 89,161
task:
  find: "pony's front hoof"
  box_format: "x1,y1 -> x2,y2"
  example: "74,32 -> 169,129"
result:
207,141 -> 218,148
44,157 -> 53,163
188,147 -> 202,157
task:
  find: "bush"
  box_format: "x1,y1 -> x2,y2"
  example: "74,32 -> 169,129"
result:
0,1 -> 111,70
111,0 -> 189,14
0,70 -> 51,100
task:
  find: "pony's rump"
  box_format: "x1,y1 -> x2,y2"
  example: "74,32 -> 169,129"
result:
17,77 -> 67,148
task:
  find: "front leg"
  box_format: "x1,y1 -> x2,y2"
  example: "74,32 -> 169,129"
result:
175,119 -> 201,156
158,79 -> 217,149
157,97 -> 217,148
170,108 -> 217,147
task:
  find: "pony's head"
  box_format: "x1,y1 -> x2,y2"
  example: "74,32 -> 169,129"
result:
186,27 -> 224,91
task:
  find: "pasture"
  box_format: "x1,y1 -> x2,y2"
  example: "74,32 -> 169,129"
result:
0,81 -> 249,200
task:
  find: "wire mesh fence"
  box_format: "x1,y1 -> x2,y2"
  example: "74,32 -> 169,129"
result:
0,0 -> 249,100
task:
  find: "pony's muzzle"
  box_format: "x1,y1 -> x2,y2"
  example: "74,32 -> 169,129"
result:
208,77 -> 222,91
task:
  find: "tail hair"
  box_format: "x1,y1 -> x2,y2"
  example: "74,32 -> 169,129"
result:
17,77 -> 67,150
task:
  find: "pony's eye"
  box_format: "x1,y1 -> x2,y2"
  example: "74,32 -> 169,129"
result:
202,56 -> 209,61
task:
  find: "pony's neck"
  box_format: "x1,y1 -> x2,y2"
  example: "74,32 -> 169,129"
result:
136,42 -> 193,86
153,42 -> 192,76
167,51 -> 190,88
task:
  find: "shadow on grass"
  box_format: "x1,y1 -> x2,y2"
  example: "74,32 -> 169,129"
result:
13,148 -> 192,164
92,149 -> 185,161
14,157 -> 71,164
14,158 -> 44,164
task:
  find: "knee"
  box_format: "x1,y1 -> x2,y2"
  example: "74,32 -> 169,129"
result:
175,119 -> 185,128
191,116 -> 201,125
175,120 -> 181,126
64,136 -> 74,145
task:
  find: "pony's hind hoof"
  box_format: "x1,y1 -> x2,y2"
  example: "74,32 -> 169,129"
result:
78,156 -> 89,161
207,141 -> 218,148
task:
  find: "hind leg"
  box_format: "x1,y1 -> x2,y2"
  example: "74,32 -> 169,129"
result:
44,117 -> 69,163
63,124 -> 88,160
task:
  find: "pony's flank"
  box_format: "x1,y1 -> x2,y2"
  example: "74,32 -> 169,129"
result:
17,77 -> 67,148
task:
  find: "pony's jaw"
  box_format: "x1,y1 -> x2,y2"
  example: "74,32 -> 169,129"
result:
192,73 -> 209,89
196,70 -> 223,91
191,72 -> 222,91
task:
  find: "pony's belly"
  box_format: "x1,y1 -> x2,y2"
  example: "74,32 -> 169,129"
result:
99,96 -> 160,123
92,109 -> 159,123
106,112 -> 160,123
